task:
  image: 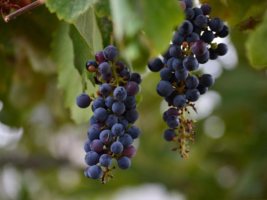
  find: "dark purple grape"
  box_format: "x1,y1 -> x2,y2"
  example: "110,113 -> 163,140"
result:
112,102 -> 126,115
119,134 -> 133,147
194,15 -> 208,28
148,58 -> 164,72
217,25 -> 229,38
185,75 -> 199,89
209,48 -> 218,60
98,62 -> 111,75
122,145 -> 136,158
127,126 -> 140,139
199,74 -> 214,87
117,156 -> 131,169
160,67 -> 174,81
179,20 -> 193,35
201,3 -> 211,15
99,129 -> 112,144
130,73 -> 142,84
191,40 -> 208,57
169,45 -> 182,58
113,86 -> 127,101
173,95 -> 187,108
196,50 -> 210,64
95,51 -> 106,63
90,139 -> 104,153
87,165 -> 102,179
105,96 -> 114,108
185,89 -> 200,102
125,109 -> 139,123
111,141 -> 124,154
201,30 -> 215,43
103,45 -> 118,61
99,83 -> 112,97
216,43 -> 228,56
85,151 -> 99,166
105,114 -> 118,127
183,55 -> 199,71
175,69 -> 189,81
99,154 -> 112,167
186,32 -> 200,43
164,129 -> 176,141
171,58 -> 184,71
185,8 -> 195,20
192,7 -> 203,18
172,31 -> 184,45
76,93 -> 91,108
111,123 -> 125,136
84,140 -> 91,152
94,107 -> 108,122
92,97 -> 105,111
87,124 -> 101,141
209,17 -> 224,32
126,81 -> 139,96
156,80 -> 174,97
166,116 -> 180,129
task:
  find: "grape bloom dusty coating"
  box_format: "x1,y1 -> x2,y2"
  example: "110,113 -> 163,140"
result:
77,45 -> 141,183
148,0 -> 228,158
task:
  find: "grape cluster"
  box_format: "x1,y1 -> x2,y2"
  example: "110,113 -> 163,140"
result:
148,0 -> 228,158
76,45 -> 141,183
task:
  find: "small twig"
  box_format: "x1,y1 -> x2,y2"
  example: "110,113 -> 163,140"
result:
4,0 -> 45,22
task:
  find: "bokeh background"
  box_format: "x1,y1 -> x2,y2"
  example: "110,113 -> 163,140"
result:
1,0 -> 267,199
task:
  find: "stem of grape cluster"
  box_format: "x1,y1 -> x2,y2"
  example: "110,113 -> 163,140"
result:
4,0 -> 45,22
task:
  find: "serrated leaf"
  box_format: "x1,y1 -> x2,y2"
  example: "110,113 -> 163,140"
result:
51,23 -> 93,124
246,12 -> 267,69
45,0 -> 96,23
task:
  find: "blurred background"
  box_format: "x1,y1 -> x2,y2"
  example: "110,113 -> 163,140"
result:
1,0 -> 267,199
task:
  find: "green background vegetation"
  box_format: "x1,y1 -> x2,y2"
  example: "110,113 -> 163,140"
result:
0,0 -> 267,199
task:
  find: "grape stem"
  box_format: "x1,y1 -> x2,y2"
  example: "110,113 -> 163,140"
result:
4,0 -> 45,22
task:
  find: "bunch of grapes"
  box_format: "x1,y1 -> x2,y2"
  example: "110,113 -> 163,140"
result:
76,45 -> 141,183
148,0 -> 229,158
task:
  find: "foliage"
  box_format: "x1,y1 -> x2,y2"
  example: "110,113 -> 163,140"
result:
0,0 -> 267,199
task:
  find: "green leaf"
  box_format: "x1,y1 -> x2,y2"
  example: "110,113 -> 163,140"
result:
45,0 -> 96,22
141,0 -> 183,55
51,23 -> 94,124
109,0 -> 183,55
73,6 -> 103,53
246,12 -> 267,69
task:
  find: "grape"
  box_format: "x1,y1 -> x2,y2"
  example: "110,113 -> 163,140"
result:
76,93 -> 91,108
185,75 -> 199,89
87,165 -> 102,179
86,60 -> 98,72
171,58 -> 183,71
217,25 -> 229,38
175,70 -> 189,81
94,107 -> 108,122
126,81 -> 139,96
183,0 -> 193,9
173,95 -> 187,108
194,15 -> 208,28
201,3 -> 211,15
125,109 -> 139,123
105,114 -> 118,128
191,40 -> 207,57
199,74 -> 214,87
185,89 -> 200,101
166,116 -> 179,129
119,118 -> 129,129
90,139 -> 104,153
85,151 -> 100,166
209,48 -> 218,60
92,97 -> 105,110
98,62 -> 111,75
103,45 -> 118,61
99,154 -> 112,167
84,140 -> 91,152
105,96 -> 114,108
112,102 -> 126,115
183,55 -> 199,71
196,50 -> 210,64
99,83 -> 112,97
201,31 -> 215,43
186,32 -> 200,43
179,20 -> 193,35
130,73 -> 142,84
111,123 -> 125,136
113,86 -> 127,101
122,145 -> 136,158
209,17 -> 224,32
172,31 -> 184,45
95,51 -> 106,63
127,126 -> 141,139
197,85 -> 208,94
87,125 -> 101,141
125,96 -> 136,109
164,129 -> 176,141
216,43 -> 228,56
148,58 -> 164,72
160,68 -> 173,81
99,129 -> 112,144
185,8 -> 195,20
117,156 -> 131,169
119,134 -> 133,147
169,45 -> 182,58
111,141 -> 124,154
193,7 -> 203,17
156,80 -> 174,97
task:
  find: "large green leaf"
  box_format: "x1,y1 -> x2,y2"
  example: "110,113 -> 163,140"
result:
45,0 -> 96,22
73,6 -> 103,55
51,23 -> 93,124
246,12 -> 267,69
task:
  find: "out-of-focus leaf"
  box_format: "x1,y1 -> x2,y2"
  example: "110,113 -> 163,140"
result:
73,6 -> 103,53
51,23 -> 93,124
45,0 -> 96,22
246,12 -> 267,69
